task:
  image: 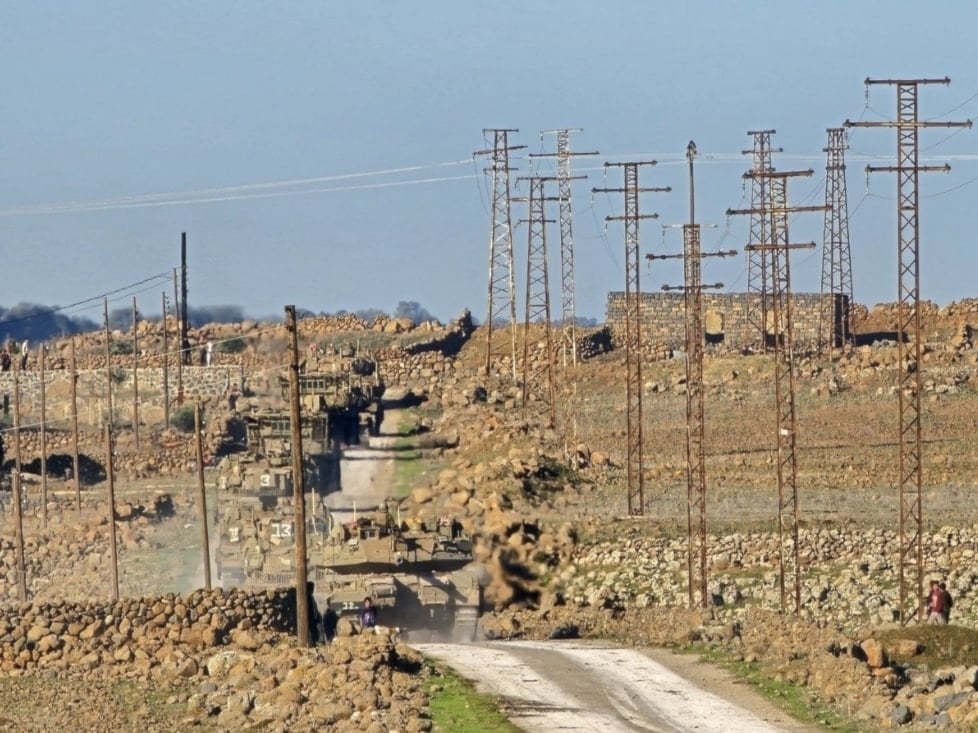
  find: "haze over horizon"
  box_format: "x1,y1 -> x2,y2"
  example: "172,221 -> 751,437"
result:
2,2 -> 976,326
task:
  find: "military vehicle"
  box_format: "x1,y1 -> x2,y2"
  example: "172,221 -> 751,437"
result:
216,351 -> 481,639
217,498 -> 482,640
281,350 -> 385,445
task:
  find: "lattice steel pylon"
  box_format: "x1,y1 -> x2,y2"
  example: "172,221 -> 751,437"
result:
594,163 -> 670,516
475,129 -> 526,379
818,128 -> 855,352
518,177 -> 558,428
846,77 -> 972,625
649,142 -> 735,607
529,130 -> 598,368
743,130 -> 782,351
729,167 -> 825,615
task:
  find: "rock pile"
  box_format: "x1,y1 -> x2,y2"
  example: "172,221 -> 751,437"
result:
0,588 -> 292,673
0,588 -> 430,731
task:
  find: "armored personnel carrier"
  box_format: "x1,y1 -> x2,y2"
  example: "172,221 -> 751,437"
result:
217,498 -> 482,640
281,351 -> 385,445
217,409 -> 340,503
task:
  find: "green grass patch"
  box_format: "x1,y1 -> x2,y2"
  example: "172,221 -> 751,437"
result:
426,661 -> 520,733
388,407 -> 444,498
688,644 -> 869,732
875,624 -> 978,670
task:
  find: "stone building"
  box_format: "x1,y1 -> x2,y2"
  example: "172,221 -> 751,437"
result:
605,291 -> 850,351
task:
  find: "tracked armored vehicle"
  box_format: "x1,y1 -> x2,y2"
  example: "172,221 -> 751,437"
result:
282,351 -> 385,445
217,352 -> 481,638
218,499 -> 482,640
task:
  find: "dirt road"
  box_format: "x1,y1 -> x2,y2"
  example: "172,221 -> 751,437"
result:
416,640 -> 818,732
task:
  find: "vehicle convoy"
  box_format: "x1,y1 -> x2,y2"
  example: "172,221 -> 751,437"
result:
218,498 -> 482,640
216,353 -> 482,639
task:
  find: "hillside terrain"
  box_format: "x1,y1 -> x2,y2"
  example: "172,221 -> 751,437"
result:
0,301 -> 977,728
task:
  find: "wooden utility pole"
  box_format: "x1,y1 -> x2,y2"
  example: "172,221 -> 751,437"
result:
104,297 -> 113,424
162,292 -> 170,429
181,233 -> 190,366
285,305 -> 310,646
104,423 -> 119,601
104,297 -> 119,601
132,297 -> 140,450
174,268 -> 183,405
194,401 -> 212,590
39,345 -> 48,528
70,337 -> 81,515
11,369 -> 26,601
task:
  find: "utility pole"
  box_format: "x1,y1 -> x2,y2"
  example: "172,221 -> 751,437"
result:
104,297 -> 119,601
649,142 -> 736,608
132,297 -> 140,451
818,128 -> 855,351
194,401 -> 212,590
162,292 -> 170,430
728,166 -> 826,615
528,130 -> 598,367
11,368 -> 25,601
39,344 -> 47,529
846,77 -> 972,625
515,176 -> 559,428
742,130 -> 782,351
70,337 -> 81,515
285,305 -> 310,646
475,129 -> 525,379
594,162 -> 670,516
174,268 -> 183,405
181,233 -> 190,367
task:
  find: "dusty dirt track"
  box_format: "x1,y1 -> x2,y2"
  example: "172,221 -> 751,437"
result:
418,640 -> 817,732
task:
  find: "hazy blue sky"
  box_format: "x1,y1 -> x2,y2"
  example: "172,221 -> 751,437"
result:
1,1 -> 976,323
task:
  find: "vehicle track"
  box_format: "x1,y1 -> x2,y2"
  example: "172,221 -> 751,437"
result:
416,640 -> 818,732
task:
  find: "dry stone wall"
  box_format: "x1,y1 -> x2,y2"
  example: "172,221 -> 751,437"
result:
0,588 -> 294,673
605,291 -> 846,351
0,366 -> 238,429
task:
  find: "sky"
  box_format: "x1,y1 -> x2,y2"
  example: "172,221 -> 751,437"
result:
1,1 -> 976,324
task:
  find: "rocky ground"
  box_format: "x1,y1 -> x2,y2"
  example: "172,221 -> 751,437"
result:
0,301 -> 977,729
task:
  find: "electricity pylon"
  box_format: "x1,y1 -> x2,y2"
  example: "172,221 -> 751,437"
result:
594,163 -> 670,516
516,176 -> 558,428
729,166 -> 826,615
475,129 -> 526,379
846,77 -> 972,625
742,130 -> 782,351
529,130 -> 598,367
648,141 -> 736,607
818,127 -> 855,351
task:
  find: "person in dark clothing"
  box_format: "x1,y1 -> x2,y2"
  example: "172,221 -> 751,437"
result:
940,582 -> 953,624
322,608 -> 339,643
360,597 -> 377,630
306,581 -> 321,644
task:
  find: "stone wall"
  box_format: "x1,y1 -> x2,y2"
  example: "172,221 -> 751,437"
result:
0,366 -> 239,429
605,291 -> 848,351
0,588 -> 295,672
